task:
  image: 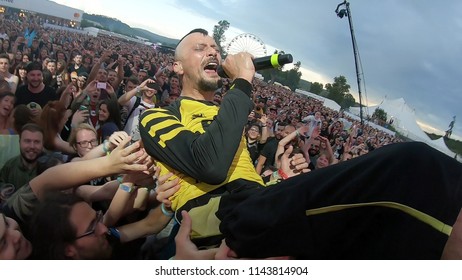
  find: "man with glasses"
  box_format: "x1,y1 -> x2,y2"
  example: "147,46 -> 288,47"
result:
68,124 -> 99,158
2,136 -> 149,237
30,193 -> 112,259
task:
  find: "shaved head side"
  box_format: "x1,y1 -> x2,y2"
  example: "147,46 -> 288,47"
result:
175,28 -> 209,60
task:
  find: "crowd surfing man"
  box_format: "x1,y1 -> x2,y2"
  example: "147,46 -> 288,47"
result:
140,28 -> 462,259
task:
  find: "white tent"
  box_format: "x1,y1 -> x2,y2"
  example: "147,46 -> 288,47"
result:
1,0 -> 84,22
349,98 -> 456,158
295,89 -> 341,112
343,111 -> 396,136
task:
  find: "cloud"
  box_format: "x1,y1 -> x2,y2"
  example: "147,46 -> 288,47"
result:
52,0 -> 462,140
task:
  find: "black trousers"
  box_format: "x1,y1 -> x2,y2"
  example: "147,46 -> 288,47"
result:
218,142 -> 462,259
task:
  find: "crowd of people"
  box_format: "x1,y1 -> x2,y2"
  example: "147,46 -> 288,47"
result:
1,13 -> 462,260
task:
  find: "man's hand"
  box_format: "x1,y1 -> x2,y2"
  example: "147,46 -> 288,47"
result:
174,211 -> 218,260
279,145 -> 310,178
106,138 -> 149,174
221,52 -> 255,83
155,169 -> 181,208
108,131 -> 130,150
71,109 -> 89,127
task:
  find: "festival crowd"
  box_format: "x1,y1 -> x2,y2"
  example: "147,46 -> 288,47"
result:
3,12 -> 457,261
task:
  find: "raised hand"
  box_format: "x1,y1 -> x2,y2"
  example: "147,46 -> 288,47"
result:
279,145 -> 310,178
155,169 -> 181,208
174,211 -> 218,260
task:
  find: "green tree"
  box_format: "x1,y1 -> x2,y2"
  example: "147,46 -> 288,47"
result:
310,82 -> 324,94
259,49 -> 284,83
284,61 -> 302,91
341,93 -> 356,109
259,51 -> 302,90
213,20 -> 230,58
372,108 -> 388,124
325,75 -> 351,105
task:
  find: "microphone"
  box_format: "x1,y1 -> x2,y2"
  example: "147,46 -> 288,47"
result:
217,53 -> 293,78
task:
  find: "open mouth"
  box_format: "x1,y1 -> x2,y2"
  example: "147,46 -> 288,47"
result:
2,106 -> 11,115
204,61 -> 218,75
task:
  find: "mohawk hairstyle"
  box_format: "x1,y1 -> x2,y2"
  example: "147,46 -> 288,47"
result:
176,28 -> 208,48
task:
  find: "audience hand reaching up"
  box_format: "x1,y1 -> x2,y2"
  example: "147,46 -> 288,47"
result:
106,138 -> 149,174
108,131 -> 130,150
279,145 -> 310,179
174,210 -> 218,260
154,169 -> 181,208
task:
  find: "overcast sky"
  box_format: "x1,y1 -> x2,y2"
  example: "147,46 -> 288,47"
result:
53,0 -> 462,140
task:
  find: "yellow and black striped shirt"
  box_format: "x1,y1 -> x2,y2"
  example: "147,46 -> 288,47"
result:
140,79 -> 264,211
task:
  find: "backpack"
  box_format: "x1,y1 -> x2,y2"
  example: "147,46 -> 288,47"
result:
122,96 -> 141,130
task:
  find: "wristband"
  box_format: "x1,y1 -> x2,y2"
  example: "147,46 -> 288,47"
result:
136,86 -> 141,94
119,183 -> 135,193
108,227 -> 120,240
278,169 -> 289,180
161,203 -> 174,217
102,140 -> 110,154
116,176 -> 123,184
272,170 -> 281,181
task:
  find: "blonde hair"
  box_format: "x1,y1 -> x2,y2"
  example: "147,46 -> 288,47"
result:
68,123 -> 97,150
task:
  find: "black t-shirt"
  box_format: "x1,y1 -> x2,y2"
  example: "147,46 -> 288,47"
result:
247,140 -> 265,166
259,137 -> 279,169
15,85 -> 58,108
68,64 -> 89,76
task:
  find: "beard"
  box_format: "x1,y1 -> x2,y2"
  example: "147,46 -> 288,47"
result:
21,150 -> 40,163
198,77 -> 219,92
28,80 -> 42,89
308,149 -> 319,157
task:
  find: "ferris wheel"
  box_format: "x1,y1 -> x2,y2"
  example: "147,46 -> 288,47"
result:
225,33 -> 267,58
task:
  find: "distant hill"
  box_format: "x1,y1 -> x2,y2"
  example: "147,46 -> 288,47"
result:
81,13 -> 178,47
131,28 -> 178,47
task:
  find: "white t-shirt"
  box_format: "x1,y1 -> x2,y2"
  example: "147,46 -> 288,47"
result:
123,96 -> 155,142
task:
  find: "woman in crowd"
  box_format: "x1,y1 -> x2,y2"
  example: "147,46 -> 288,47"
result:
9,50 -> 23,73
97,98 -> 122,142
0,92 -> 15,135
21,53 -> 30,63
1,39 -> 12,55
315,153 -> 331,169
13,62 -> 28,88
39,100 -> 76,155
56,58 -> 70,87
74,72 -> 88,98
